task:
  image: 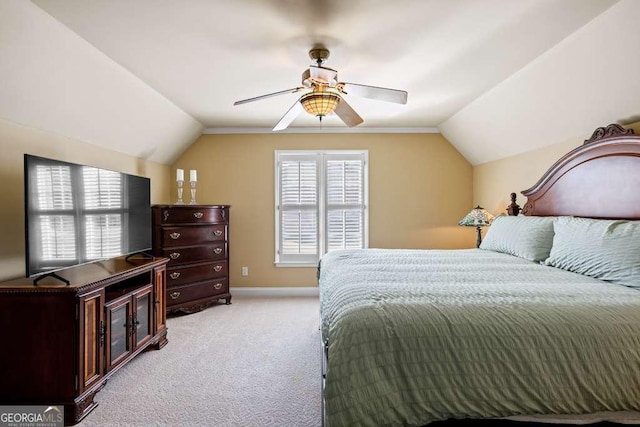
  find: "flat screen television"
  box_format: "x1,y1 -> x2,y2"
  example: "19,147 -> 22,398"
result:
24,154 -> 152,278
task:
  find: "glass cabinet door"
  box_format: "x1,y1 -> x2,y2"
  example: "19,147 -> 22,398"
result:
105,298 -> 132,370
134,286 -> 153,348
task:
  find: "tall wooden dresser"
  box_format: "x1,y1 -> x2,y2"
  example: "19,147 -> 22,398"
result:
151,205 -> 231,314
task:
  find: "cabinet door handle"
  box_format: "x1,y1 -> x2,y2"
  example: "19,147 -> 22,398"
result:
193,212 -> 204,219
169,232 -> 181,240
169,272 -> 181,280
213,283 -> 222,290
169,252 -> 181,260
213,265 -> 223,272
170,291 -> 181,300
213,248 -> 223,255
213,230 -> 223,237
99,320 -> 105,348
127,315 -> 133,337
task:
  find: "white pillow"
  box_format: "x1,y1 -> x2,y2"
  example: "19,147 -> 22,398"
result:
479,215 -> 555,262
544,216 -> 640,288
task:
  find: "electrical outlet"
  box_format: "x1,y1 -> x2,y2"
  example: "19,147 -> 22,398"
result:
241,266 -> 249,276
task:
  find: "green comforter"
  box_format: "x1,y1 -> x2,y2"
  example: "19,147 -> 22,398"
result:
318,248 -> 640,426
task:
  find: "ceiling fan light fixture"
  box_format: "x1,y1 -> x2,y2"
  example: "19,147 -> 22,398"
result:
300,91 -> 340,117
234,45 -> 407,131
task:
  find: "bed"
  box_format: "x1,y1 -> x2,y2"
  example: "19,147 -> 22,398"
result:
318,124 -> 640,426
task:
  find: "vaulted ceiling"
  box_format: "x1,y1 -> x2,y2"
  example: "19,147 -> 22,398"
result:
1,1 -> 639,164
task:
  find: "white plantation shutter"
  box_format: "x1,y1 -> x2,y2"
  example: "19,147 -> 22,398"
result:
40,215 -> 77,260
34,165 -> 77,261
277,155 -> 320,263
325,155 -> 365,251
83,168 -> 122,210
275,151 -> 367,265
82,167 -> 123,259
35,165 -> 74,210
32,163 -> 125,265
85,214 -> 123,258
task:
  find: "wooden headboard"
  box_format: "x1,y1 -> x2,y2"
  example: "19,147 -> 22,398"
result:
520,124 -> 640,219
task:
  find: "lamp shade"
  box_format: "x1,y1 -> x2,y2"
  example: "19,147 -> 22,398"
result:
300,91 -> 340,117
458,206 -> 494,227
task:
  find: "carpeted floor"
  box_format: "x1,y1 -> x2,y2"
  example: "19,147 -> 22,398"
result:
78,296 -> 322,427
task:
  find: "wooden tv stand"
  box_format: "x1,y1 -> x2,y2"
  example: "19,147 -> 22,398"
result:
0,255 -> 169,425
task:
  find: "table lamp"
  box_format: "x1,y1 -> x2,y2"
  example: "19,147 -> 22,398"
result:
458,206 -> 494,248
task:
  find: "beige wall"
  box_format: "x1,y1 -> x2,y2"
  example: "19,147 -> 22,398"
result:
0,118 -> 171,281
173,133 -> 474,287
474,122 -> 640,215
4,117 -> 636,286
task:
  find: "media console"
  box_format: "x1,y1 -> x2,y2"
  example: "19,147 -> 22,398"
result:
0,255 -> 168,425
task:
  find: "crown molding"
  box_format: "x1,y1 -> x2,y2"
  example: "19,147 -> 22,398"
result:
203,127 -> 440,135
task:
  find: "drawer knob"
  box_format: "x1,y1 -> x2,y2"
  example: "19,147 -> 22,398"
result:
214,265 -> 223,272
169,252 -> 181,260
193,212 -> 204,219
169,232 -> 181,240
169,272 -> 181,280
213,283 -> 222,290
213,248 -> 223,255
213,230 -> 223,237
170,291 -> 181,300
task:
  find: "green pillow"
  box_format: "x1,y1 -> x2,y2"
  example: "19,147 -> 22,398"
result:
479,215 -> 555,262
545,216 -> 640,288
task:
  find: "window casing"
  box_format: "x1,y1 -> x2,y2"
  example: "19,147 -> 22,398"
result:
275,150 -> 368,266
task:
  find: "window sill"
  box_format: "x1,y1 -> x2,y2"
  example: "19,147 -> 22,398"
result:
274,262 -> 318,268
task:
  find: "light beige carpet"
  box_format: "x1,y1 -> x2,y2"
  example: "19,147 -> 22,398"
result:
79,296 -> 321,427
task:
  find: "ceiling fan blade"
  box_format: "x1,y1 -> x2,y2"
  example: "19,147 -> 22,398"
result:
273,100 -> 304,131
338,82 -> 408,104
308,65 -> 338,85
234,87 -> 305,106
334,97 -> 364,127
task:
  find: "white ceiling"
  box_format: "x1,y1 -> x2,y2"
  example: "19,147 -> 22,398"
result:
2,0 -> 638,164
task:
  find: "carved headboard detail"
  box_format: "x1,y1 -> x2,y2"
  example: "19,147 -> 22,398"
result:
583,123 -> 635,145
506,192 -> 521,216
521,124 -> 640,219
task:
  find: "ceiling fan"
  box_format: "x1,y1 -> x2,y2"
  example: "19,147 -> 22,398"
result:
233,45 -> 408,131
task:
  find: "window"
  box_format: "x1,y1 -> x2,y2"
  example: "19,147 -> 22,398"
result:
275,150 -> 368,266
32,163 -> 125,270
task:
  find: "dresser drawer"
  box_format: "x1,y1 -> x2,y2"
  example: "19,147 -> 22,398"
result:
166,279 -> 229,306
162,243 -> 227,266
161,225 -> 226,247
167,261 -> 228,286
154,206 -> 227,225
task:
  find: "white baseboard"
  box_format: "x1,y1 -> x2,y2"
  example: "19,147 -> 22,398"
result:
230,287 -> 319,297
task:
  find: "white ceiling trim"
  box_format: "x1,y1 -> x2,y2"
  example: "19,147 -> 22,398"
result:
203,127 -> 439,135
